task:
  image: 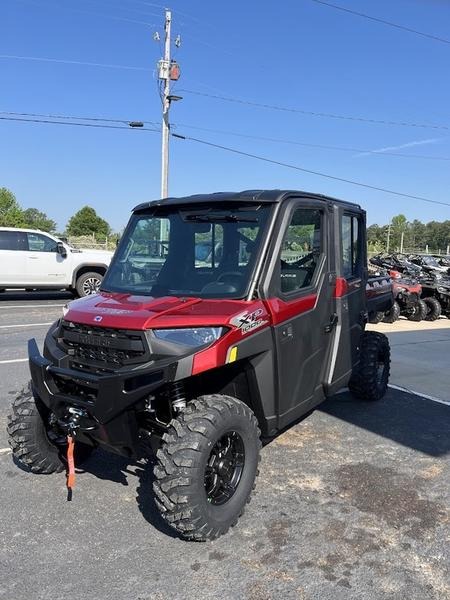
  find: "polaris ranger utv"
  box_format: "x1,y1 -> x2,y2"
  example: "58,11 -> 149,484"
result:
8,190 -> 392,541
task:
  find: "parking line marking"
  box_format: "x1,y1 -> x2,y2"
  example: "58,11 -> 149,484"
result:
0,304 -> 65,309
389,384 -> 449,406
0,358 -> 28,364
0,322 -> 53,329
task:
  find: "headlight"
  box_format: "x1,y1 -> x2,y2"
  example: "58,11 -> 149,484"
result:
153,327 -> 226,348
62,304 -> 70,317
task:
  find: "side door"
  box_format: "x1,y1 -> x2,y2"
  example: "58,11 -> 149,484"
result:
262,199 -> 336,429
25,232 -> 70,285
0,230 -> 28,285
326,208 -> 366,393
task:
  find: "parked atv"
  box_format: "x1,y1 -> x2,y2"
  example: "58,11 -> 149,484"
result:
371,253 -> 450,321
8,190 -> 392,541
418,272 -> 450,320
369,258 -> 425,323
408,254 -> 450,276
382,270 -> 426,323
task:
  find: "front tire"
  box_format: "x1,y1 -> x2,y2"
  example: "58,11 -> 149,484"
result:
153,395 -> 261,541
7,383 -> 94,473
369,311 -> 384,324
75,271 -> 103,297
382,301 -> 401,323
407,300 -> 426,322
349,331 -> 390,401
423,297 -> 442,321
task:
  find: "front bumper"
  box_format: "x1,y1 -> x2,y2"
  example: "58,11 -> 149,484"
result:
29,338 -> 179,455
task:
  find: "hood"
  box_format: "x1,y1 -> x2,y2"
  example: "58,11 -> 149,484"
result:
64,292 -> 267,331
71,248 -> 113,263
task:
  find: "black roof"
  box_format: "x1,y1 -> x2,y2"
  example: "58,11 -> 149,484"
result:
133,190 -> 362,212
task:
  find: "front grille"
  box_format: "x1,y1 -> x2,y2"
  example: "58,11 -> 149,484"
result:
58,320 -> 150,371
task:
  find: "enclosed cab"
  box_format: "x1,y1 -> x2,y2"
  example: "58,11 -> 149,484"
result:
8,190 -> 391,541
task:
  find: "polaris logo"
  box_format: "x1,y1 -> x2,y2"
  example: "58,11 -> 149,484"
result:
79,334 -> 112,347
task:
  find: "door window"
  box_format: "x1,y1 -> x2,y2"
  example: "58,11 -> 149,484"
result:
342,215 -> 362,279
0,231 -> 22,251
26,232 -> 59,253
280,208 -> 323,294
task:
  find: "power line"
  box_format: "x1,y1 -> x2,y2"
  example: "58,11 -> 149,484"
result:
0,54 -> 150,71
2,112 -> 448,207
308,0 -> 450,46
173,122 -> 450,161
3,110 -> 450,161
180,89 -> 450,132
0,111 -> 160,127
0,116 -> 160,132
11,0 -> 155,27
171,132 -> 450,208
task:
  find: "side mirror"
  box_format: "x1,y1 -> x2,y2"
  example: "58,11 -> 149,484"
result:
57,242 -> 67,258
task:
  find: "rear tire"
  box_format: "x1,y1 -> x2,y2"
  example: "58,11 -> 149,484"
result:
423,297 -> 442,321
153,395 -> 261,541
7,383 -> 94,473
75,271 -> 103,297
407,300 -> 426,322
349,331 -> 390,401
382,301 -> 400,323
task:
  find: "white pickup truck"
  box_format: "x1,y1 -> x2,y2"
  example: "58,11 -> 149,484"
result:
0,227 -> 113,297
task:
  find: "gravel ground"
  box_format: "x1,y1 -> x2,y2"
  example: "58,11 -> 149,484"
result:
0,293 -> 449,600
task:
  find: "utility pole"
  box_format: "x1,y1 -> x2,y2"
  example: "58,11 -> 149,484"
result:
386,222 -> 391,253
155,9 -> 181,247
400,230 -> 404,253
160,9 -> 172,200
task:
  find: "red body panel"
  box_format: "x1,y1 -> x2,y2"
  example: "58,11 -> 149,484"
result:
65,293 -> 263,330
392,281 -> 422,295
65,292 -> 323,376
334,277 -> 349,298
264,294 -> 317,325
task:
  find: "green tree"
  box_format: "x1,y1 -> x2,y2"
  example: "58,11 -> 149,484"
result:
367,224 -> 385,250
66,206 -> 111,237
0,187 -> 25,227
409,219 -> 426,250
390,214 -> 409,251
22,208 -> 57,233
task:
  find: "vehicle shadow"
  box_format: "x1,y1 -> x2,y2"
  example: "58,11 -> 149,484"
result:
0,291 -> 74,302
81,450 -> 180,539
319,388 -> 450,458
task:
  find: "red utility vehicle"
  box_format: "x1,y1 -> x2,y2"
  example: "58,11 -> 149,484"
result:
8,190 -> 392,540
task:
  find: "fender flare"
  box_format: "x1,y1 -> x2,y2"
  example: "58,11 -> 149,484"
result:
71,263 -> 109,288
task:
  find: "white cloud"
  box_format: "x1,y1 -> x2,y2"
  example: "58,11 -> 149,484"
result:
354,138 -> 441,158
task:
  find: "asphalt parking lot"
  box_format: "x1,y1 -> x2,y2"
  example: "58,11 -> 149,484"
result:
0,293 -> 449,600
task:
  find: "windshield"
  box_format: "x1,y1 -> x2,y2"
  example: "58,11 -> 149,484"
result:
422,256 -> 439,267
102,202 -> 272,298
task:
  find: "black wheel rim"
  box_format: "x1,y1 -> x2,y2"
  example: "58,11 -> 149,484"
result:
204,431 -> 245,506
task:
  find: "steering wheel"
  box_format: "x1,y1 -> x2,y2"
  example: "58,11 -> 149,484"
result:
217,271 -> 243,283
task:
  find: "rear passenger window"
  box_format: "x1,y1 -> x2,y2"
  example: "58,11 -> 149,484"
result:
342,215 -> 362,279
0,231 -> 20,251
280,208 -> 322,294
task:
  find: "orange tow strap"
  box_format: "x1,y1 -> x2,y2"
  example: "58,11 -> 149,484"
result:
67,435 -> 76,492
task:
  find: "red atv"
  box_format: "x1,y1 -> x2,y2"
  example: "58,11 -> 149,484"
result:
8,190 -> 392,541
382,270 -> 426,323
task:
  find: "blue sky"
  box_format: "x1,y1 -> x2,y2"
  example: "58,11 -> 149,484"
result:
1,0 -> 449,231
